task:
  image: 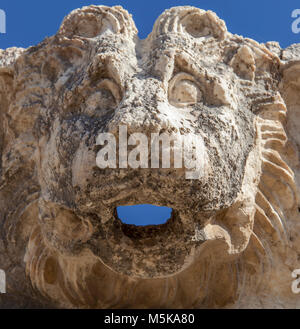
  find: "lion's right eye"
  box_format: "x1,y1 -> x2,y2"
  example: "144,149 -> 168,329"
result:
168,73 -> 202,108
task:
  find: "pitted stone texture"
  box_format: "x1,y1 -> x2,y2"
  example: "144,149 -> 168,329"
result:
0,5 -> 300,309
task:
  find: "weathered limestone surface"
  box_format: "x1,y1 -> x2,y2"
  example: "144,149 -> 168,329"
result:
0,5 -> 300,308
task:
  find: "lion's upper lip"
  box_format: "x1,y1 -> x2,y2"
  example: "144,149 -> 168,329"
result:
101,187 -> 146,205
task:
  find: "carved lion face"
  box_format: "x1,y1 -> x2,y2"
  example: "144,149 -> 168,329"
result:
1,6 -> 298,308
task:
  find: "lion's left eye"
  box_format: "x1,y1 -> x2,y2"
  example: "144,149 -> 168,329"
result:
85,79 -> 121,116
168,73 -> 202,108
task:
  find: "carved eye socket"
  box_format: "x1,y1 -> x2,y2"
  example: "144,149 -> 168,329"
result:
168,73 -> 202,108
86,79 -> 121,116
98,79 -> 121,105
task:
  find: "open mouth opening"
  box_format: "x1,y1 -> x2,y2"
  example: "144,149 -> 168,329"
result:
116,204 -> 172,226
96,204 -> 197,278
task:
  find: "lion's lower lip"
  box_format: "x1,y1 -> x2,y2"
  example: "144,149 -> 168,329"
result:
82,204 -> 201,278
74,174 -> 212,278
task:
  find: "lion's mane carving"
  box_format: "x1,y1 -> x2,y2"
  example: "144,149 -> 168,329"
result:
0,6 -> 300,308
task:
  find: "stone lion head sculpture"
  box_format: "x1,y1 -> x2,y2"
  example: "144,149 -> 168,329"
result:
0,6 -> 299,308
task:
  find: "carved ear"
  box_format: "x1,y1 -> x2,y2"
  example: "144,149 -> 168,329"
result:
228,39 -> 280,81
150,6 -> 227,41
58,5 -> 137,39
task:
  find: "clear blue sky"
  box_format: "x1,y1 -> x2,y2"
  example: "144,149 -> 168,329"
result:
1,0 -> 300,49
1,1 -> 300,225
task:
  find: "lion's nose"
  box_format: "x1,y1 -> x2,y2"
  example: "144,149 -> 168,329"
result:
106,77 -> 174,135
107,106 -> 166,136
